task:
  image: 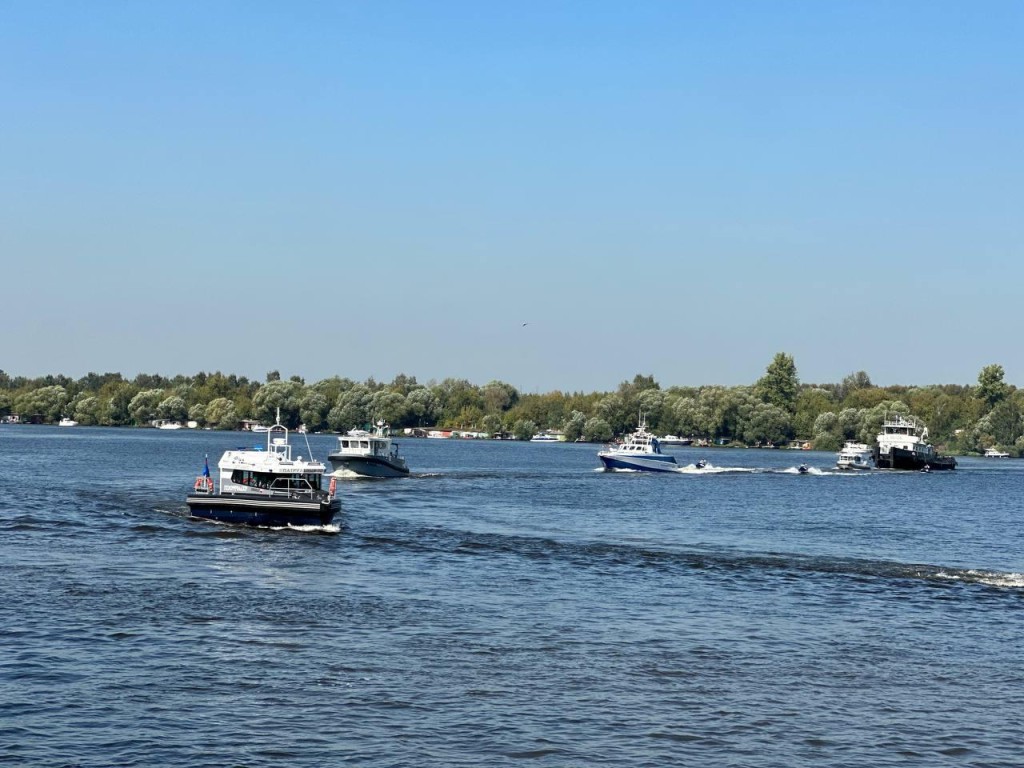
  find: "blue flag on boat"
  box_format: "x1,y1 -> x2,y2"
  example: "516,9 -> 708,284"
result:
202,455 -> 210,478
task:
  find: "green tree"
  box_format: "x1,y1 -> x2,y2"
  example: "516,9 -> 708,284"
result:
204,397 -> 238,429
101,381 -> 137,425
741,402 -> 791,445
328,385 -> 373,431
512,419 -> 537,441
595,393 -> 632,435
299,391 -> 331,432
837,370 -> 872,400
793,388 -> 835,438
72,396 -> 105,426
388,373 -> 419,395
128,389 -> 164,425
251,380 -> 304,427
15,385 -> 68,422
813,411 -> 841,451
481,380 -> 519,414
481,413 -> 503,436
583,417 -> 613,442
370,391 -> 409,426
977,399 -> 1022,448
976,364 -> 1009,410
158,395 -> 188,422
406,388 -> 440,426
433,378 -> 483,423
754,353 -> 799,412
563,410 -> 587,442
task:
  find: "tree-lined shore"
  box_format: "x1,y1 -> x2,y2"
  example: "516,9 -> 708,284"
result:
1,356 -> 1019,455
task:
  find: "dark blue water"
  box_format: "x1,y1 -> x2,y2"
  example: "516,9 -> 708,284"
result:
2,426 -> 1022,767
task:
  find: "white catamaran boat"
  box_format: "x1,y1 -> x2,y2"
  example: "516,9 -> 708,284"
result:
836,441 -> 874,471
186,410 -> 340,527
984,448 -> 1010,458
598,414 -> 679,472
328,421 -> 410,478
657,435 -> 692,446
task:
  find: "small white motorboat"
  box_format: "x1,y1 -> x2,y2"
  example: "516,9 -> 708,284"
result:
836,441 -> 874,471
984,448 -> 1010,458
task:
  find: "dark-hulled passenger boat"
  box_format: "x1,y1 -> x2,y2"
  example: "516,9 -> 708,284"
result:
186,413 -> 340,527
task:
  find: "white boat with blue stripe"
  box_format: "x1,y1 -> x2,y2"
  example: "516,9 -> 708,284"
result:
598,415 -> 679,472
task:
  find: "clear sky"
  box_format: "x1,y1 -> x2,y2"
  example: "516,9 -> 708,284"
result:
3,2 -> 1021,392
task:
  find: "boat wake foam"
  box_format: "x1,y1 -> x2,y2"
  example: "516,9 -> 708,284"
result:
378,526 -> 1024,593
676,463 -> 756,474
935,569 -> 1024,589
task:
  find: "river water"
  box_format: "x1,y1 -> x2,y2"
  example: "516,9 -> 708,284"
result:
2,426 -> 1022,767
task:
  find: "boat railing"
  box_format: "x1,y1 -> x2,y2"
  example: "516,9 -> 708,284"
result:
264,476 -> 323,499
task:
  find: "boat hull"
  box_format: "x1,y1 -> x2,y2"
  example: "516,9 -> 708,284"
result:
836,463 -> 872,471
328,455 -> 409,478
186,493 -> 341,527
598,452 -> 679,472
873,447 -> 957,471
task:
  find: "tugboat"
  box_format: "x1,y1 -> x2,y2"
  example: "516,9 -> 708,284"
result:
873,413 -> 956,471
597,414 -> 679,472
327,421 -> 410,478
186,410 -> 340,527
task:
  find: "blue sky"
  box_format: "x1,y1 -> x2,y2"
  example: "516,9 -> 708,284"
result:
3,2 -> 1021,392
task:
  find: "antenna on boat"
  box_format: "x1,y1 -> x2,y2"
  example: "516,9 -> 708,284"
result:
302,427 -> 315,461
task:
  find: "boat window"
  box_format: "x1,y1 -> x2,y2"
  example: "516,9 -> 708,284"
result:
341,440 -> 349,449
360,440 -> 370,449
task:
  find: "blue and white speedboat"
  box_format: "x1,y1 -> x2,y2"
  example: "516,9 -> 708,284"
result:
598,416 -> 679,472
186,411 -> 340,527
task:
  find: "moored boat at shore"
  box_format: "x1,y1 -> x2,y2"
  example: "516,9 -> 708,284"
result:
984,448 -> 1010,458
186,411 -> 340,527
658,435 -> 692,446
873,413 -> 956,471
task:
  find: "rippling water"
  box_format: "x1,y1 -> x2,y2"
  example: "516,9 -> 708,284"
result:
2,426 -> 1022,767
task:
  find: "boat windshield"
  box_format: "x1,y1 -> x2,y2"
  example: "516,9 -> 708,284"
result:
230,469 -> 321,491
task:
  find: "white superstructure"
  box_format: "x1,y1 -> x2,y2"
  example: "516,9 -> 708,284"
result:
836,441 -> 873,471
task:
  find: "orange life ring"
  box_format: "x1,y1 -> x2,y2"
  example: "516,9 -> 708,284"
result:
328,477 -> 337,496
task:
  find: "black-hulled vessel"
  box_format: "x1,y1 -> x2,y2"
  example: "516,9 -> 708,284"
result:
186,411 -> 341,527
873,413 -> 956,471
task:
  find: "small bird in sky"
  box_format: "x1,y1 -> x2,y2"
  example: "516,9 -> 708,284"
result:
522,322 -> 528,327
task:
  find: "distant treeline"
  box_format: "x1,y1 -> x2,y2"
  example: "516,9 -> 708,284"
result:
1,356 -> 1020,455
